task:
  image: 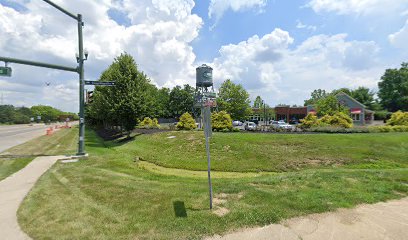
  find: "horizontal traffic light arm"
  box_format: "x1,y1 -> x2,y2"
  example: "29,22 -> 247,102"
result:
42,0 -> 79,20
0,56 -> 78,73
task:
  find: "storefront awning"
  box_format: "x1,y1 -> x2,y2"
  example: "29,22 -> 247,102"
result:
309,110 -> 317,115
350,108 -> 362,114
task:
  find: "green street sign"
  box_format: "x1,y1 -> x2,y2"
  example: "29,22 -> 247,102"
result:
0,67 -> 12,77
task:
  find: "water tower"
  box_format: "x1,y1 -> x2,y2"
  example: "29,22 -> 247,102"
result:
194,64 -> 216,109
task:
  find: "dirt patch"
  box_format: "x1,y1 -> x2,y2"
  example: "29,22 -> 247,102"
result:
212,192 -> 245,217
213,198 -> 227,205
213,207 -> 230,217
281,157 -> 348,170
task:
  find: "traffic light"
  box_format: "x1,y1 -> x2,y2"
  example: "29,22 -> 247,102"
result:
0,67 -> 12,77
86,91 -> 93,104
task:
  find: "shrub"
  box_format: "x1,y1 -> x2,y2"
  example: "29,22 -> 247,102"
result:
211,111 -> 233,132
139,117 -> 160,129
176,112 -> 197,130
370,125 -> 408,132
323,112 -> 353,128
309,126 -> 369,133
140,117 -> 152,127
299,114 -> 320,129
300,112 -> 353,129
386,111 -> 408,126
152,118 -> 160,128
374,110 -> 391,121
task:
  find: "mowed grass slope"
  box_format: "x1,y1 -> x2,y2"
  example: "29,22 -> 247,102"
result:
18,130 -> 408,240
0,128 -> 77,180
5,127 -> 78,156
122,131 -> 408,172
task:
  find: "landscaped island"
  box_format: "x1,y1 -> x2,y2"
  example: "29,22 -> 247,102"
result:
18,130 -> 408,239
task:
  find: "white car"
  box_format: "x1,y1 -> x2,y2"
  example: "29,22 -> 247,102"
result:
232,120 -> 243,126
272,120 -> 293,130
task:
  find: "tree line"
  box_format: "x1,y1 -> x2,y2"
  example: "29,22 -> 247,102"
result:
304,63 -> 408,112
303,63 -> 408,119
85,54 -> 253,134
0,105 -> 78,124
86,53 -> 408,133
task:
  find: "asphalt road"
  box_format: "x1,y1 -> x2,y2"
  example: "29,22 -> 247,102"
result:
0,124 -> 53,153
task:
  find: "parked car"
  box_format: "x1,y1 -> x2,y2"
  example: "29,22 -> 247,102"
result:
244,122 -> 257,131
232,120 -> 243,126
278,122 -> 294,130
271,120 -> 294,130
289,118 -> 299,125
270,120 -> 279,126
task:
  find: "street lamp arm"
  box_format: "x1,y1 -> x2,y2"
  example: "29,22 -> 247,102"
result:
42,0 -> 78,20
0,56 -> 78,73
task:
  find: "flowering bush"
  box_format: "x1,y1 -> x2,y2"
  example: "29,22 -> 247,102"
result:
386,111 -> 408,126
139,117 -> 160,129
211,111 -> 233,131
300,112 -> 353,129
176,113 -> 197,130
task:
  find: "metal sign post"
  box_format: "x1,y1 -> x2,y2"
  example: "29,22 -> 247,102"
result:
194,64 -> 216,210
203,103 -> 213,209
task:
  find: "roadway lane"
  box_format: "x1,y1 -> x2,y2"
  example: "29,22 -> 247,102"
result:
0,124 -> 54,153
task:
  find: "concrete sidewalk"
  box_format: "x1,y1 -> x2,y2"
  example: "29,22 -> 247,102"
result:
0,156 -> 64,240
207,197 -> 408,240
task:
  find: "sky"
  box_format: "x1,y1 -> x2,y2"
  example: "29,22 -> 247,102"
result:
1,0 -> 408,112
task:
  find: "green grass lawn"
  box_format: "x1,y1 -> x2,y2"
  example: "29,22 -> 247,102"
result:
0,157 -> 33,181
0,128 -> 77,180
17,130 -> 408,240
122,131 -> 408,172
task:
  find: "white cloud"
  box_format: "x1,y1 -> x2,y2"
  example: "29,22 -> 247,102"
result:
0,0 -> 202,112
211,29 -> 382,105
307,0 -> 408,16
389,19 -> 408,50
296,20 -> 317,32
208,0 -> 267,29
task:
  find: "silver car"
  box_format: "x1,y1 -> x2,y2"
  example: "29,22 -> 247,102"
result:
244,122 -> 257,131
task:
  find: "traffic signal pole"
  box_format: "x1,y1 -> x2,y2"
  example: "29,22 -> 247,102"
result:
0,0 -> 86,155
77,14 -> 86,155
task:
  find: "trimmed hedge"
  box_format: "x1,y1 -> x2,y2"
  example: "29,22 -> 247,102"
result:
308,127 -> 370,133
370,125 -> 408,132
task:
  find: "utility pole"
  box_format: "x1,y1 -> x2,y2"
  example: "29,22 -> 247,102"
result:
0,0 -> 87,155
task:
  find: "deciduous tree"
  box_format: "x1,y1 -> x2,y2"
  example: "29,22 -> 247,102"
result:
217,79 -> 252,120
378,62 -> 408,112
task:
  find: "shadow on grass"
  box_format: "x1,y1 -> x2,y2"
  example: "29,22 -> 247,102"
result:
173,201 -> 187,218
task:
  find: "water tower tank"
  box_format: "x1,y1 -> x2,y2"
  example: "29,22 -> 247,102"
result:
196,64 -> 213,88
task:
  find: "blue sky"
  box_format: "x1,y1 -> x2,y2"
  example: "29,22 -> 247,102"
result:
191,0 -> 407,63
1,0 -> 408,111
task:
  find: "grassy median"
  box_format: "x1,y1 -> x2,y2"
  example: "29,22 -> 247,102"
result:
0,128 -> 77,180
18,130 -> 408,239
